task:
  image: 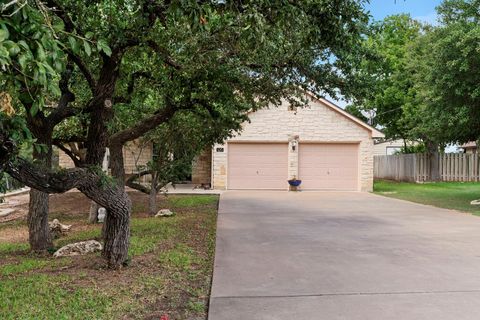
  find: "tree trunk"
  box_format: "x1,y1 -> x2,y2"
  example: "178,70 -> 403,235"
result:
100,142 -> 130,267
427,140 -> 440,182
27,131 -> 53,253
149,172 -> 158,215
109,143 -> 125,187
28,189 -> 53,252
102,202 -> 130,267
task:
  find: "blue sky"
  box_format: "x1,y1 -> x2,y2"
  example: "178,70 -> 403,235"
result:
365,0 -> 442,24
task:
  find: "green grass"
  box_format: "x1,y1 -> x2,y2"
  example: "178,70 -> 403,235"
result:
129,217 -> 178,257
0,242 -> 29,256
374,180 -> 480,215
158,243 -> 200,271
0,194 -> 219,319
0,275 -> 115,320
166,195 -> 219,208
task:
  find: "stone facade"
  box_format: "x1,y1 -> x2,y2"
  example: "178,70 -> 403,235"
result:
56,140 -> 153,174
210,95 -> 382,192
192,148 -> 212,184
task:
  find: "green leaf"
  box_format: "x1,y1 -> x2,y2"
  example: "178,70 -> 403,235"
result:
36,42 -> 46,61
30,102 -> 39,117
18,54 -> 27,70
68,36 -> 78,53
18,40 -> 29,50
0,45 -> 8,59
4,41 -> 20,56
83,40 -> 92,56
0,29 -> 8,42
97,39 -> 112,56
54,60 -> 63,72
52,20 -> 64,33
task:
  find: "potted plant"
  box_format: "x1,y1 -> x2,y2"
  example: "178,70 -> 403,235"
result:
287,176 -> 302,191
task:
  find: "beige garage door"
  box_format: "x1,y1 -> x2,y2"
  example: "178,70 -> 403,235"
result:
228,143 -> 288,190
299,143 -> 359,191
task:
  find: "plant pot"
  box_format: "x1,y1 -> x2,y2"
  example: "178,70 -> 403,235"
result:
288,179 -> 302,191
287,179 -> 302,187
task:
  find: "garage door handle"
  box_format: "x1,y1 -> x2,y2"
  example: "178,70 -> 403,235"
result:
256,170 -> 259,174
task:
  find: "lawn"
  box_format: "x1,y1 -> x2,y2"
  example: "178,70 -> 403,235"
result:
0,193 -> 218,320
374,180 -> 480,215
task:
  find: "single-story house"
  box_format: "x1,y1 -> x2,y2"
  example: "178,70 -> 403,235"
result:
373,139 -> 417,156
57,93 -> 383,191
193,93 -> 384,192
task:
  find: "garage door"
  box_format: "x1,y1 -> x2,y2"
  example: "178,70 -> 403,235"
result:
228,143 -> 288,189
299,143 -> 359,191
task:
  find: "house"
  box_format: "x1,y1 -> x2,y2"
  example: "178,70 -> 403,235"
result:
57,139 -> 153,176
460,142 -> 477,154
193,93 -> 384,192
373,139 -> 416,156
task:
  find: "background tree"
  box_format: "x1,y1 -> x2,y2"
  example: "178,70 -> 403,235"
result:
1,0 -> 370,268
351,14 -> 423,141
408,0 -> 480,145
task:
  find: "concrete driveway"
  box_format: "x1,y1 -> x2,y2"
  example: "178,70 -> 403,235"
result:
209,191 -> 480,320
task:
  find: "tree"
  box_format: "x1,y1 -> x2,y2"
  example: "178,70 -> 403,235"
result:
352,14 -> 423,140
1,0 -> 369,268
408,0 -> 480,145
126,112 -> 216,215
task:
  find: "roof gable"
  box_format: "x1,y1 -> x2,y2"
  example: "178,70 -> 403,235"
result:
304,92 -> 384,138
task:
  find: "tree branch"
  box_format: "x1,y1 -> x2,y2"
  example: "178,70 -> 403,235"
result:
113,71 -> 154,104
147,40 -> 181,70
65,49 -> 97,92
125,170 -> 152,194
54,143 -> 83,167
6,158 -> 87,193
109,105 -> 177,145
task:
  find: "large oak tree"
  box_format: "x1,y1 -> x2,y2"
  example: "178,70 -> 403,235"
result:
1,0 -> 369,268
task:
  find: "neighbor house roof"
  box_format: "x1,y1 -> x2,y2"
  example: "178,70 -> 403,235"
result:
304,91 -> 385,138
461,142 -> 477,149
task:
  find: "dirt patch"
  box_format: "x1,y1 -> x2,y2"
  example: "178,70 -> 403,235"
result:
0,227 -> 28,243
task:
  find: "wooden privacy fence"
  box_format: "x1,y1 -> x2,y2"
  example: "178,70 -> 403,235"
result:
374,153 -> 480,182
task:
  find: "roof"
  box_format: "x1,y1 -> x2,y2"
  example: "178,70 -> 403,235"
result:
461,142 -> 477,149
305,91 -> 385,138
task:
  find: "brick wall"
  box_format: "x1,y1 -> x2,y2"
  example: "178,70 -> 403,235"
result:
212,95 -> 377,192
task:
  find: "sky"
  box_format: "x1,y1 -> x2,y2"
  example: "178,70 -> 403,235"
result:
366,0 -> 443,24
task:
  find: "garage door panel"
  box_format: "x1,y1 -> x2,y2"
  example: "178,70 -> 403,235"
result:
299,144 -> 359,191
228,143 -> 288,189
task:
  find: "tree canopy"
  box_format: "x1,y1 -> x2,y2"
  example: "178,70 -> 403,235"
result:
0,0 -> 371,267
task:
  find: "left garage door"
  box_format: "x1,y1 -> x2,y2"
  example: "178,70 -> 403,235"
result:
228,143 -> 288,190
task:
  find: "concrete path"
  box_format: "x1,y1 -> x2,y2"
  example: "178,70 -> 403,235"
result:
209,191 -> 480,320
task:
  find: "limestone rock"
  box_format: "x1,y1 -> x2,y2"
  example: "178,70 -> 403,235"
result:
155,209 -> 174,217
49,219 -> 72,239
53,240 -> 103,258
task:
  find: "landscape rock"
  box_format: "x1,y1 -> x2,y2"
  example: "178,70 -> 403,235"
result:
53,240 -> 103,258
49,219 -> 72,239
155,209 -> 175,217
471,200 -> 480,205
